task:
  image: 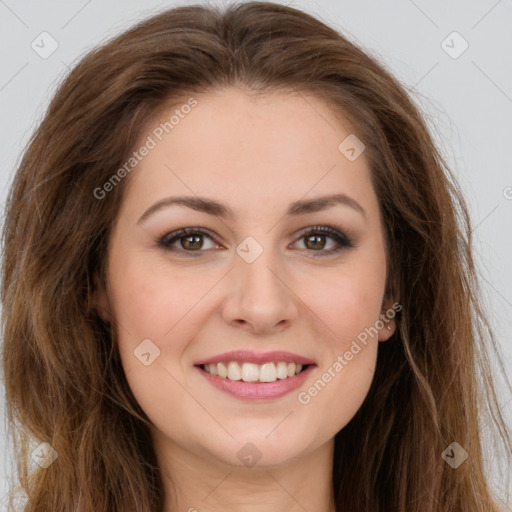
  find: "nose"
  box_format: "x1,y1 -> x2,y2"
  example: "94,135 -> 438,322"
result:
221,247 -> 299,335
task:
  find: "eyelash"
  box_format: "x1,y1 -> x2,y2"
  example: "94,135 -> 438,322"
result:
157,225 -> 355,258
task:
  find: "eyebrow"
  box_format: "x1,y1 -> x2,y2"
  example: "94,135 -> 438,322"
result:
137,193 -> 366,224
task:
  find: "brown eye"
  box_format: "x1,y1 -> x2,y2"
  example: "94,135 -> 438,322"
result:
180,234 -> 204,250
303,234 -> 328,251
158,225 -> 355,257
294,226 -> 355,257
159,228 -> 219,253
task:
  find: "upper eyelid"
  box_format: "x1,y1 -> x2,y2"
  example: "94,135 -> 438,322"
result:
159,225 -> 353,248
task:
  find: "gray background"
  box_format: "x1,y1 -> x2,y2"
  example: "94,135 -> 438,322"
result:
1,0 -> 511,507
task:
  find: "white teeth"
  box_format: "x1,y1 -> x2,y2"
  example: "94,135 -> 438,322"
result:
203,361 -> 308,382
260,362 -> 277,382
227,361 -> 242,380
241,363 -> 260,382
217,362 -> 227,378
276,361 -> 288,379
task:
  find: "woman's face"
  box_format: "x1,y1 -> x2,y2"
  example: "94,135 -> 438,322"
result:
95,87 -> 396,468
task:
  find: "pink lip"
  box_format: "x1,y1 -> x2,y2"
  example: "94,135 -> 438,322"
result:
194,350 -> 315,366
197,364 -> 315,400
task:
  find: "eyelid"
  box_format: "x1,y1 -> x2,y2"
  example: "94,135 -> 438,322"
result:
158,227 -> 223,251
157,224 -> 356,256
296,224 -> 354,244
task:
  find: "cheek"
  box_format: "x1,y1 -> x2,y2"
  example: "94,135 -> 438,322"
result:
299,294 -> 380,438
294,297 -> 379,444
307,257 -> 387,348
295,253 -> 384,431
107,253 -> 205,432
108,250 -> 204,342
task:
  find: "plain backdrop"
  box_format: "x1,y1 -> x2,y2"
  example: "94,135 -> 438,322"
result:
1,0 -> 511,506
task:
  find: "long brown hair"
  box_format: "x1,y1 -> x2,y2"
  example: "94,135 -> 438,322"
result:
2,2 -> 511,511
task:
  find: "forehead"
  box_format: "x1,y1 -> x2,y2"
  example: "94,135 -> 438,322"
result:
119,87 -> 377,222
142,87 -> 358,164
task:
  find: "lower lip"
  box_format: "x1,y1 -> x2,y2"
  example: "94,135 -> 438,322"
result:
196,365 -> 315,400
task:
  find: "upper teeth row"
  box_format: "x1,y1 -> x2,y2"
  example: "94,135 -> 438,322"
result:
203,361 -> 304,382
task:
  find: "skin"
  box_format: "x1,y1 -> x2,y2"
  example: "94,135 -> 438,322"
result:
95,87 -> 396,512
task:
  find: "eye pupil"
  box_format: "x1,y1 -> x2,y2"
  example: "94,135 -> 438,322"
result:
305,234 -> 326,250
182,235 -> 203,250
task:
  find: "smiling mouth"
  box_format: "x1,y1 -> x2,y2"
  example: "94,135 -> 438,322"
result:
197,361 -> 310,383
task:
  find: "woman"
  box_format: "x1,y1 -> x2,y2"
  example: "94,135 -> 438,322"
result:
2,2 -> 511,511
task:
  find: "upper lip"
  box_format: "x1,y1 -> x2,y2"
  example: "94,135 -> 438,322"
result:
194,350 -> 316,366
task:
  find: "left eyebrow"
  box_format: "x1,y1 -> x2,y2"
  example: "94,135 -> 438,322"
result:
137,193 -> 366,225
287,193 -> 366,220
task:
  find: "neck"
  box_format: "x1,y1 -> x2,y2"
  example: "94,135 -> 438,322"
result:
154,434 -> 337,512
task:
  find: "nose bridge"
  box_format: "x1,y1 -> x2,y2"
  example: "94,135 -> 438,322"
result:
236,234 -> 285,302
223,234 -> 298,332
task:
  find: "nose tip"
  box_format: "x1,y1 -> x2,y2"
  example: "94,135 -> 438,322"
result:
222,258 -> 299,335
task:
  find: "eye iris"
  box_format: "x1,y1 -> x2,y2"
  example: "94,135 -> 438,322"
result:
305,234 -> 326,250
182,234 -> 203,250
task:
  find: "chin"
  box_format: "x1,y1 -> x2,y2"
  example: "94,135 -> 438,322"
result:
203,433 -> 315,469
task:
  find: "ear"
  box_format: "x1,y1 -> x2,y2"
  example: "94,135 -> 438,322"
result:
93,269 -> 112,323
378,299 -> 400,342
